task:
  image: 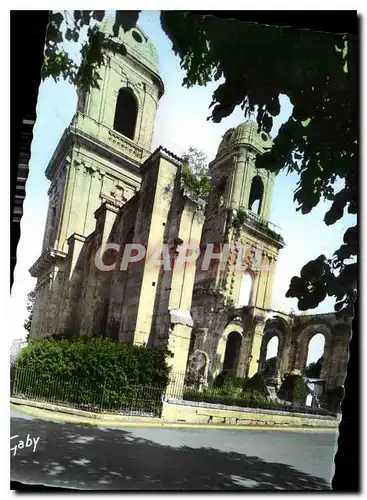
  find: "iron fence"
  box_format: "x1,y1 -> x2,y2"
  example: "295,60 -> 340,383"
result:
10,367 -> 341,418
11,368 -> 164,417
166,371 -> 340,417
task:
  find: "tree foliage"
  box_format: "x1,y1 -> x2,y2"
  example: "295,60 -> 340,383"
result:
41,11 -> 357,316
181,146 -> 211,198
263,356 -> 277,377
23,289 -> 36,340
43,10 -> 139,92
160,12 -> 357,318
304,355 -> 324,378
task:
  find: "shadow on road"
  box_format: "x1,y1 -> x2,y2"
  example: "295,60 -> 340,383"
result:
11,415 -> 331,491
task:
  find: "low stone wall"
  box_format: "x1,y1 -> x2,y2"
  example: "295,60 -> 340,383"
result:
10,397 -> 162,425
161,399 -> 340,428
11,396 -> 339,429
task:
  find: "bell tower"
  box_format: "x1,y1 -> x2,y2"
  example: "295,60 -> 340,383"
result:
38,19 -> 164,257
194,121 -> 285,311
29,18 -> 164,339
76,18 -> 164,154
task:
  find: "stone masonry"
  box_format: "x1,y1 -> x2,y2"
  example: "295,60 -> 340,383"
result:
29,19 -> 351,392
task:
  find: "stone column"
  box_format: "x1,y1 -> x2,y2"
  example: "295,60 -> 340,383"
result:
165,318 -> 193,399
263,256 -> 277,310
247,317 -> 266,377
324,340 -> 349,390
236,334 -> 252,378
230,155 -> 246,209
278,338 -> 292,377
239,151 -> 256,209
320,342 -> 333,382
57,233 -> 86,336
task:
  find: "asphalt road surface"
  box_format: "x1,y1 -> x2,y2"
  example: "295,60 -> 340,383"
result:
11,408 -> 338,491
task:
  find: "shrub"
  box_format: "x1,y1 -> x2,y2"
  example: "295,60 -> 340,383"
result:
183,387 -> 288,410
326,386 -> 344,400
213,370 -> 247,391
13,337 -> 171,413
324,386 -> 344,412
242,373 -> 268,397
278,373 -> 308,404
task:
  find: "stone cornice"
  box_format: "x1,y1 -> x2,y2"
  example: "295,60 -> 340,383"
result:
237,213 -> 285,251
209,143 -> 274,170
67,233 -> 86,245
72,128 -> 143,177
140,146 -> 183,175
45,123 -> 148,183
29,247 -> 67,278
94,201 -> 121,220
45,129 -> 72,181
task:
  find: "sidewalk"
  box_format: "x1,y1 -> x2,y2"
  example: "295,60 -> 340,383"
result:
11,398 -> 339,432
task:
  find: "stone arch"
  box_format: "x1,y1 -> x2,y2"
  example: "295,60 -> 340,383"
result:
186,349 -> 210,388
193,349 -> 210,376
223,332 -> 242,371
266,336 -> 279,363
248,175 -> 264,215
267,315 -> 291,334
214,323 -> 243,378
295,323 -> 332,378
305,333 -> 325,376
113,87 -> 139,140
259,328 -> 285,376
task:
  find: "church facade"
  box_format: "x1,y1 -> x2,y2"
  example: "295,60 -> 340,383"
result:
29,20 -> 350,391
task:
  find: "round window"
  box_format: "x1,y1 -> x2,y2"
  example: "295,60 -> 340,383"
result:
261,132 -> 268,142
132,30 -> 143,43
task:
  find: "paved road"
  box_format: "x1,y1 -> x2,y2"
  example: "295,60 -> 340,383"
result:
11,408 -> 338,491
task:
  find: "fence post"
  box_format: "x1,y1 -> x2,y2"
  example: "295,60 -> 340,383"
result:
101,379 -> 107,413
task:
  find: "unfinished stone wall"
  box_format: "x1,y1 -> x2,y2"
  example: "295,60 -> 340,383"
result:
30,261 -> 65,340
257,313 -> 352,391
104,197 -> 139,339
118,149 -> 184,346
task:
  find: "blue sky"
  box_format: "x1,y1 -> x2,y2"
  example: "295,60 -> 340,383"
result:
10,11 -> 356,364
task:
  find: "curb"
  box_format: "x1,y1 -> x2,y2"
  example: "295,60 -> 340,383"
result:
10,399 -> 338,432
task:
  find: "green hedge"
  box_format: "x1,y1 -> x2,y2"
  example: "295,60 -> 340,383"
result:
13,337 -> 171,413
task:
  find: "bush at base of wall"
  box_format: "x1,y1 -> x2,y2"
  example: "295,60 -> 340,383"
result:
184,388 -> 287,410
242,373 -> 268,397
13,337 -> 171,413
212,370 -> 248,390
278,373 -> 308,404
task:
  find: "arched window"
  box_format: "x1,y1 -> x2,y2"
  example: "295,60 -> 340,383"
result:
248,176 -> 264,215
113,88 -> 138,140
263,336 -> 279,379
237,272 -> 253,307
305,333 -> 325,378
223,332 -> 242,372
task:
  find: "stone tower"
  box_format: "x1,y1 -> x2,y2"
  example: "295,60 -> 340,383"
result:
191,121 -> 285,380
29,19 -> 164,339
195,121 -> 284,308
